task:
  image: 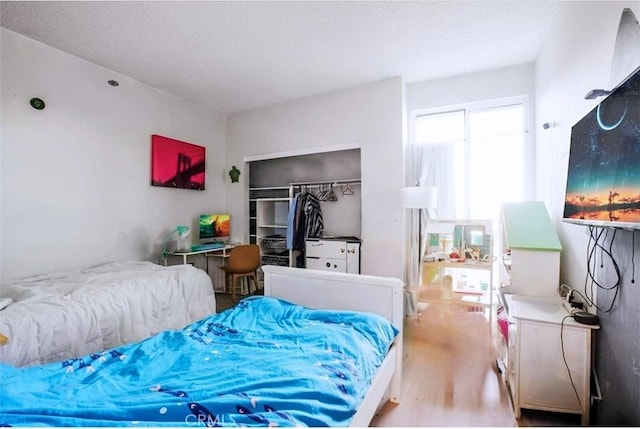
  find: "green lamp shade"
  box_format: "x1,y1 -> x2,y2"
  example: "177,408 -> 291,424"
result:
162,225 -> 191,257
175,225 -> 191,238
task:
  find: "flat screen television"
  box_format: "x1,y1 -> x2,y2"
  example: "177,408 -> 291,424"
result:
562,66 -> 640,230
199,214 -> 230,243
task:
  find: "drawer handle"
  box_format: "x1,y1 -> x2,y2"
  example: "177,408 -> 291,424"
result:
325,262 -> 331,268
340,248 -> 345,253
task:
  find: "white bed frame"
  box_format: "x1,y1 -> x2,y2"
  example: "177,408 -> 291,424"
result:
262,265 -> 404,427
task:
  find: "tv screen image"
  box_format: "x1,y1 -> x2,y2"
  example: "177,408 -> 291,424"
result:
563,66 -> 640,230
199,214 -> 230,242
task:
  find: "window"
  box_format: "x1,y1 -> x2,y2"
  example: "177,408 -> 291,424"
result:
411,97 -> 530,219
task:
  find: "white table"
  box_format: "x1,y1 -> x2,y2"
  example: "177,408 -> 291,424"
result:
164,244 -> 236,272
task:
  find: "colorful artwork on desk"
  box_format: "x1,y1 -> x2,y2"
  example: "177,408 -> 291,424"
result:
151,135 -> 205,190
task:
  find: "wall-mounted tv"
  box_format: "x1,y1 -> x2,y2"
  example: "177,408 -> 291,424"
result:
563,66 -> 640,230
199,214 -> 230,243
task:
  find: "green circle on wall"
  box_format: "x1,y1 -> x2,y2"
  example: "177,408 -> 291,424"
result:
30,98 -> 46,110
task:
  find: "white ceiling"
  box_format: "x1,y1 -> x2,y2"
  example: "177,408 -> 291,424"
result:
0,1 -> 562,115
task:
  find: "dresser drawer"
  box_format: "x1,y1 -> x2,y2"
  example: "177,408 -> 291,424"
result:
305,257 -> 347,272
305,240 -> 347,259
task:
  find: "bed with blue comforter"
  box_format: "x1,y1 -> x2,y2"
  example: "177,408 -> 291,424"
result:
0,296 -> 398,427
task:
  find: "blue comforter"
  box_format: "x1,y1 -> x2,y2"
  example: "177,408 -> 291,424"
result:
0,296 -> 398,427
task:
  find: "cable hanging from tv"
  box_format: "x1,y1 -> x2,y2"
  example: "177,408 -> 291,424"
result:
572,226 -> 622,313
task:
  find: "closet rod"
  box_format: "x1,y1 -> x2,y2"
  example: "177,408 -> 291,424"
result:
289,178 -> 361,186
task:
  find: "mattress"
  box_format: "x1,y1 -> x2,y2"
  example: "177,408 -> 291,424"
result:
0,261 -> 216,367
0,296 -> 398,427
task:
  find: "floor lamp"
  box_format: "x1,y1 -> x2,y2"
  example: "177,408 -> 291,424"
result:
400,186 -> 438,314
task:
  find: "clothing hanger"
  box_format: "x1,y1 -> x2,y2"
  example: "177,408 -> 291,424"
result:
342,182 -> 354,195
317,184 -> 327,201
325,183 -> 338,201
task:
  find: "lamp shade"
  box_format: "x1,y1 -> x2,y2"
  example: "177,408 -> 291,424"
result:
162,225 -> 192,257
175,225 -> 191,238
400,186 -> 437,209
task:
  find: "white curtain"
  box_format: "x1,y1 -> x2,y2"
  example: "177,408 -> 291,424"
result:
405,143 -> 457,286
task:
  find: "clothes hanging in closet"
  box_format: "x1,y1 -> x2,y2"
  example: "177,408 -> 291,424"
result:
287,191 -> 323,251
303,192 -> 324,239
286,194 -> 300,250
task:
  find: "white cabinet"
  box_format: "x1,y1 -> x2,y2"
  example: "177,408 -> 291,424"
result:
497,202 -> 596,424
346,242 -> 360,274
505,294 -> 598,425
305,238 -> 360,274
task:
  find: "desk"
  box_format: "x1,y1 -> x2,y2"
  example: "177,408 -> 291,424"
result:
165,244 -> 239,293
168,245 -> 234,265
164,244 -> 236,278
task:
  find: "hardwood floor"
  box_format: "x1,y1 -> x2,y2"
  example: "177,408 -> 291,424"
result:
371,299 -> 516,427
371,299 -> 582,427
215,291 -> 236,312
215,287 -> 262,312
215,290 -> 582,426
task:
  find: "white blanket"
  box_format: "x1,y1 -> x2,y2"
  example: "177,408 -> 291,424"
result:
0,261 -> 216,367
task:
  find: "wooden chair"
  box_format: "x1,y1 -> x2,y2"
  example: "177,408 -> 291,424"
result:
219,244 -> 261,302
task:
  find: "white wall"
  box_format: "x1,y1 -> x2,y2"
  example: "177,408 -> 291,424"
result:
0,29 -> 227,280
536,3 -> 640,425
535,2 -> 639,293
226,78 -> 405,279
406,62 -> 536,112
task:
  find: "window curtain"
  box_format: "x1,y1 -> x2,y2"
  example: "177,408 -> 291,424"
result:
405,143 -> 457,286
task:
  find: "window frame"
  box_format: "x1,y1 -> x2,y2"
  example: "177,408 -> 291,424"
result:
408,95 -> 534,218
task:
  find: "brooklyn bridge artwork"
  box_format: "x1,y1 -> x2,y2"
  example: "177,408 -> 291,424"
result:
151,135 -> 205,190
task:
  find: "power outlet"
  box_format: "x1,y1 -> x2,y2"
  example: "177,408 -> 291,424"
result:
562,300 -> 578,315
571,301 -> 584,310
558,284 -> 572,300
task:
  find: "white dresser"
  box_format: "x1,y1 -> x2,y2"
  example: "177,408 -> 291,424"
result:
504,294 -> 599,425
305,237 -> 361,274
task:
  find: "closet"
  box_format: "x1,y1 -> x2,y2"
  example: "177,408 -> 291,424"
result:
248,149 -> 362,272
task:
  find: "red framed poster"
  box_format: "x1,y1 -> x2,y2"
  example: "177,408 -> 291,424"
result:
151,135 -> 205,190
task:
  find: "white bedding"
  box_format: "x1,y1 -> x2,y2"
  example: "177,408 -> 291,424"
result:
0,261 -> 216,367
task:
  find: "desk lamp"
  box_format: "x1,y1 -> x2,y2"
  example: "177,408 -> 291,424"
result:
162,225 -> 191,258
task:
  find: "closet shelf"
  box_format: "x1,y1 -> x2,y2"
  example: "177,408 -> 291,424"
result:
289,178 -> 361,186
249,186 -> 290,191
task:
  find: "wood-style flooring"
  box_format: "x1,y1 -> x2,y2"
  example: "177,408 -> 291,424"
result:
371,299 -> 582,427
371,299 -> 515,427
215,292 -> 582,427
